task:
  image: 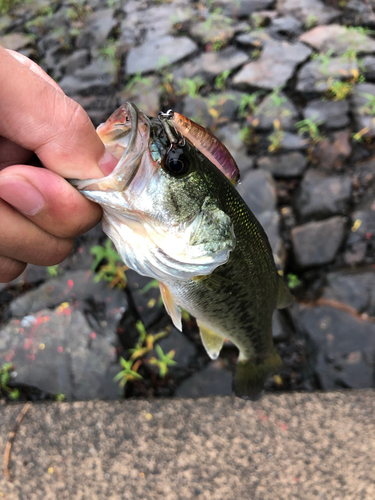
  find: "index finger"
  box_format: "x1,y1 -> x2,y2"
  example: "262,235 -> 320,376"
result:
0,47 -> 117,179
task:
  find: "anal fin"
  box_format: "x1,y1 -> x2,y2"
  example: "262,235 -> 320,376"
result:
197,320 -> 224,360
159,282 -> 182,331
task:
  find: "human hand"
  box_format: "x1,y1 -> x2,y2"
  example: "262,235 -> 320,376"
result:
0,47 -> 118,283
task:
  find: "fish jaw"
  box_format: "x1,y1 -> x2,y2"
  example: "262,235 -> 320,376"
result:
97,104 -> 134,159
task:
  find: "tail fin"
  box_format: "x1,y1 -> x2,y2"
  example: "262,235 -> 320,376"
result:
233,348 -> 283,400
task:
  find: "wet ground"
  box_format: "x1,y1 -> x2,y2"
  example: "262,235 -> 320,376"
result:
0,0 -> 375,401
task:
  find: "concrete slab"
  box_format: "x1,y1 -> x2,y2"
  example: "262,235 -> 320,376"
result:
0,391 -> 374,499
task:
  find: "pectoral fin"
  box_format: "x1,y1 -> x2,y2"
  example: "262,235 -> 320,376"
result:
197,321 -> 225,360
159,282 -> 182,331
276,274 -> 292,309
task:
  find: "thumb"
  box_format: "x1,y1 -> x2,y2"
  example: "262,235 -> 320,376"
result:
0,47 -> 117,179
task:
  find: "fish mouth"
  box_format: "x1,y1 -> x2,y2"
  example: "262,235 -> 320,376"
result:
69,103 -> 151,193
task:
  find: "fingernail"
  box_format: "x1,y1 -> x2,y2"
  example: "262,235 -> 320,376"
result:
0,176 -> 45,216
99,149 -> 118,176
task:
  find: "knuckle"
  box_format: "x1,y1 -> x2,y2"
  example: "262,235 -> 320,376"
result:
0,256 -> 26,283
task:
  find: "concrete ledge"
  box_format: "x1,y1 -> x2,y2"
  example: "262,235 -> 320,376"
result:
0,391 -> 374,499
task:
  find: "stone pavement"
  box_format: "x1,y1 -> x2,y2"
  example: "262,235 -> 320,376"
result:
0,390 -> 374,500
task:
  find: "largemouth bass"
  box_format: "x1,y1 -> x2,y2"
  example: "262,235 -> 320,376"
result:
72,103 -> 292,399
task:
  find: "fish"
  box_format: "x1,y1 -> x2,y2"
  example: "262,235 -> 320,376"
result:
71,103 -> 292,400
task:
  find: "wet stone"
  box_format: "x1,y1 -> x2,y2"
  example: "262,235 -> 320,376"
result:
351,83 -> 375,138
253,91 -> 298,131
0,307 -> 120,400
272,310 -> 290,342
343,0 -> 375,28
362,56 -> 375,81
76,9 -> 117,50
59,49 -> 90,76
59,58 -> 118,96
294,170 -> 352,221
215,123 -> 254,173
297,57 -> 358,94
278,132 -> 308,151
322,269 -> 375,317
277,0 -> 340,26
233,39 -> 312,90
237,170 -> 283,259
0,32 -> 35,51
182,95 -> 213,129
291,217 -> 346,267
216,0 -> 275,18
299,25 -> 375,56
236,29 -> 271,49
293,305 -> 375,390
346,208 -> 375,265
126,35 -> 198,75
143,2 -> 193,41
189,14 -> 237,47
270,16 -> 303,36
158,328 -> 196,368
237,169 -> 276,217
72,95 -> 119,127
125,271 -> 162,329
8,270 -> 127,335
313,130 -> 352,170
257,153 -> 307,178
119,75 -> 161,118
303,99 -> 349,130
175,360 -> 232,397
181,92 -> 242,129
178,46 -> 248,80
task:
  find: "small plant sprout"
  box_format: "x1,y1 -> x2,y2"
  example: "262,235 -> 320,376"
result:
99,38 -> 118,61
0,363 -> 19,400
238,91 -> 264,118
268,87 -> 287,107
177,76 -> 205,98
113,357 -> 143,389
359,93 -> 375,115
129,321 -> 169,360
268,119 -> 285,153
286,273 -> 301,289
125,71 -> 152,92
47,265 -> 61,277
295,117 -> 324,143
149,345 -> 177,378
90,239 -> 127,288
305,14 -> 318,29
215,69 -> 231,90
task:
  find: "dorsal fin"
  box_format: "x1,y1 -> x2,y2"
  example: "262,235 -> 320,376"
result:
170,112 -> 240,185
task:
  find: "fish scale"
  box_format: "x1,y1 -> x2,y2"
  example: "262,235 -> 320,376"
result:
71,103 -> 292,400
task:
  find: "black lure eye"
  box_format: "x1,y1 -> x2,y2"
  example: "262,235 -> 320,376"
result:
164,146 -> 190,177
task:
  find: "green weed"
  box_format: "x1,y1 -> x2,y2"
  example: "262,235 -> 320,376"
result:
268,119 -> 285,153
0,364 -> 19,400
114,320 -> 174,390
149,345 -> 177,378
125,71 -> 152,92
215,69 -> 231,90
359,93 -> 375,115
47,265 -> 61,277
90,239 -> 127,288
177,76 -> 205,98
238,91 -> 264,118
305,14 -> 318,29
287,274 -> 301,289
295,117 -> 324,143
99,38 -> 118,60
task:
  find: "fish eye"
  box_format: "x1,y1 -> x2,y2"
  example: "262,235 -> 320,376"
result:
164,147 -> 190,177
